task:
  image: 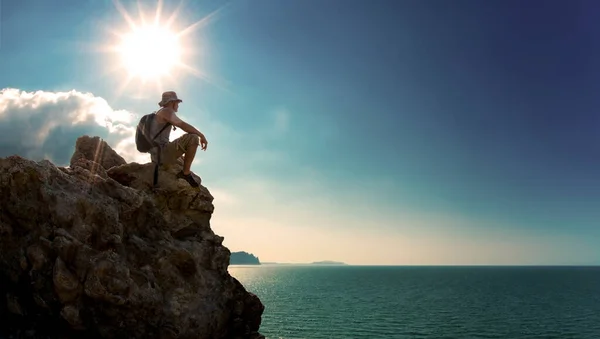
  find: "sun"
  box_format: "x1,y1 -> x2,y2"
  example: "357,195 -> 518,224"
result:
98,0 -> 228,95
117,25 -> 182,80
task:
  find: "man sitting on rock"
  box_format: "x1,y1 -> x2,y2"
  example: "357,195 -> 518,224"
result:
149,91 -> 208,187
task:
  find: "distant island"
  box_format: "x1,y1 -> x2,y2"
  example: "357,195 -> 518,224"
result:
311,260 -> 347,265
229,251 -> 261,265
262,260 -> 348,265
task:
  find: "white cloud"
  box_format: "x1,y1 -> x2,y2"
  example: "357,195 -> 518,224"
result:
0,88 -> 146,164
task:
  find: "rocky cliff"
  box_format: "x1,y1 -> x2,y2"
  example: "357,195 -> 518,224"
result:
0,136 -> 264,339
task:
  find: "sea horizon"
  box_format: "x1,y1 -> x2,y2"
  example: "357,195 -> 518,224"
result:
231,263 -> 600,267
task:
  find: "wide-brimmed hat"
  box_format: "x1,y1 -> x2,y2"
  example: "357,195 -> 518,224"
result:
158,91 -> 183,107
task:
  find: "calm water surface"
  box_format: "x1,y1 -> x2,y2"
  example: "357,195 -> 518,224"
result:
229,265 -> 600,339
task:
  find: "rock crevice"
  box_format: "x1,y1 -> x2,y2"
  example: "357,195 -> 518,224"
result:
0,135 -> 264,339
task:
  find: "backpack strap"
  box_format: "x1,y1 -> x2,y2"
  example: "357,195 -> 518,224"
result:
151,116 -> 171,188
149,109 -> 172,142
153,153 -> 161,187
152,122 -> 171,141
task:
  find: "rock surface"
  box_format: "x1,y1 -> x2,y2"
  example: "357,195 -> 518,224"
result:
0,136 -> 264,339
69,135 -> 127,171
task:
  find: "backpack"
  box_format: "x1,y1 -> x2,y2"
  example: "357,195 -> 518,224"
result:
135,112 -> 171,153
134,112 -> 172,187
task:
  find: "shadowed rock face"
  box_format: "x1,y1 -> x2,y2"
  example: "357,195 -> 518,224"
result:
0,136 -> 264,339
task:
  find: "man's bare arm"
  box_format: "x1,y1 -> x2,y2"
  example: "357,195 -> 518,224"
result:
177,120 -> 204,137
158,107 -> 208,150
160,108 -> 203,136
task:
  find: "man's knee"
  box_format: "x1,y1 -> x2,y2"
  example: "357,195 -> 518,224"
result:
184,133 -> 200,146
178,133 -> 200,152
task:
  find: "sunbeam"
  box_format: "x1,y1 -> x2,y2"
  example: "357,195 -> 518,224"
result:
95,0 -> 230,97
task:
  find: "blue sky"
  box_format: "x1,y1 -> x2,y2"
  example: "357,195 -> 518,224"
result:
1,0 -> 599,264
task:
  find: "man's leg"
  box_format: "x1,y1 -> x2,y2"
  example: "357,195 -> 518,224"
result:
171,134 -> 201,187
162,133 -> 200,168
182,138 -> 198,175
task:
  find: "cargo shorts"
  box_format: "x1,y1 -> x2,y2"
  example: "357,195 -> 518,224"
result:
151,133 -> 200,165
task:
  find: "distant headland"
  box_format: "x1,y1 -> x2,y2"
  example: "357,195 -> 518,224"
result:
311,260 -> 347,265
261,260 -> 348,266
229,251 -> 261,265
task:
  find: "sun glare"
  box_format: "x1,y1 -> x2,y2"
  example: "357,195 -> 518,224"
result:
118,25 -> 181,80
99,0 -> 228,95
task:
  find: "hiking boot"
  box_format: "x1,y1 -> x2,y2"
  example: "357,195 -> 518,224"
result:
176,170 -> 200,187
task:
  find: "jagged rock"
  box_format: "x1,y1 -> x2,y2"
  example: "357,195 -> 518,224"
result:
69,135 -> 126,170
0,135 -> 264,339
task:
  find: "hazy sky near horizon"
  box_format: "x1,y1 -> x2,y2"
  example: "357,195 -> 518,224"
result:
1,0 -> 599,265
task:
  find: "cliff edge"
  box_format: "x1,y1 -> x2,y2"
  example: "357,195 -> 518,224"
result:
0,136 -> 264,339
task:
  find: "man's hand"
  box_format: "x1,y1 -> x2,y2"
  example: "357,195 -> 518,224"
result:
199,133 -> 208,151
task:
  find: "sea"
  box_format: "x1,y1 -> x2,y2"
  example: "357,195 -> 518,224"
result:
228,265 -> 600,339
